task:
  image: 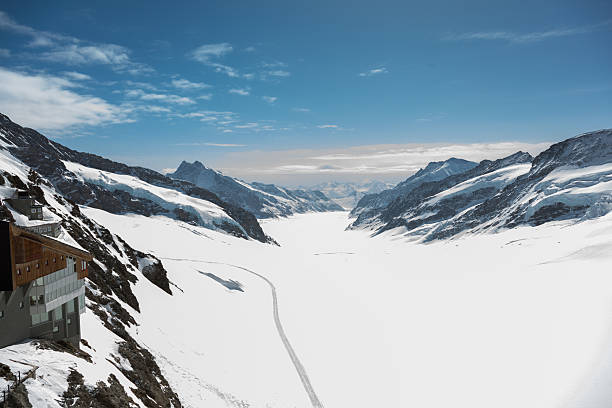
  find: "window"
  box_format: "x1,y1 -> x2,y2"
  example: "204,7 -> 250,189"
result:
53,325 -> 59,333
45,260 -> 48,265
17,268 -> 21,275
36,263 -> 40,269
53,257 -> 56,263
36,277 -> 43,286
31,313 -> 40,326
0,310 -> 4,318
19,301 -> 24,309
67,318 -> 72,325
30,296 -> 37,306
38,294 -> 44,304
40,312 -> 49,323
53,306 -> 63,321
66,300 -> 75,314
26,266 -> 30,272
31,208 -> 36,214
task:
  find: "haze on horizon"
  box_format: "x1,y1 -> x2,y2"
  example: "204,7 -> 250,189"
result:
0,0 -> 610,186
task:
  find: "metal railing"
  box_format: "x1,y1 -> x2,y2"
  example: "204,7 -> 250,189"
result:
1,360 -> 38,406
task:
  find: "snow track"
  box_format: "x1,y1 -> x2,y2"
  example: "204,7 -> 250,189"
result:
162,257 -> 324,408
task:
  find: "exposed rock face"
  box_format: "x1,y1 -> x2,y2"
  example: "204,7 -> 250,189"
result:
351,130 -> 612,241
0,113 -> 273,243
351,153 -> 531,229
351,158 -> 478,221
169,160 -> 344,218
5,383 -> 32,408
62,370 -> 139,408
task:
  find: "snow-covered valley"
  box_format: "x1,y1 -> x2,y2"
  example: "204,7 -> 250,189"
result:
10,208 -> 608,408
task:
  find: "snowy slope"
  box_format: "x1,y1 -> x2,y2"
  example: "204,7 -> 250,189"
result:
71,210 -> 612,408
2,135 -> 612,407
63,160 -> 247,237
169,161 -> 343,218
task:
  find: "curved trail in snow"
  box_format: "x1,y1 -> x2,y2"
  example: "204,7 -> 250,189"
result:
161,257 -> 324,408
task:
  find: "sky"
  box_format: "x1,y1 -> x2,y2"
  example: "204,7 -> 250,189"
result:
0,0 -> 610,186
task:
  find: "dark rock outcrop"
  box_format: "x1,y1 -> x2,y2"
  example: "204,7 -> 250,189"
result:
0,113 -> 273,243
62,369 -> 139,408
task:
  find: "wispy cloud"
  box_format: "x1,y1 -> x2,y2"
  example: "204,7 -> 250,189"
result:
175,142 -> 246,147
126,89 -> 195,105
262,96 -> 277,103
317,124 -> 338,128
0,11 -> 151,74
444,20 -> 612,43
0,67 -> 129,131
171,78 -> 211,90
205,142 -> 246,147
244,46 -> 256,52
267,70 -> 291,77
229,88 -> 250,96
197,93 -> 213,100
189,42 -> 238,77
63,71 -> 92,81
359,67 -> 388,77
0,48 -> 10,57
292,107 -> 310,112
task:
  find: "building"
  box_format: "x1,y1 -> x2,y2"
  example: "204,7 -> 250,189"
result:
0,221 -> 92,349
4,190 -> 43,220
2,190 -> 62,238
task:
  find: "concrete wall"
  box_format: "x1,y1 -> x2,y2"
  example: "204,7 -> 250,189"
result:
0,286 -> 35,348
0,288 -> 82,349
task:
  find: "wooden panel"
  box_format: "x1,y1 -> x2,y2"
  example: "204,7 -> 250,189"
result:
13,250 -> 68,287
13,237 -> 43,264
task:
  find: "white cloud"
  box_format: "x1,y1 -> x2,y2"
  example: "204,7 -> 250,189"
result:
205,142 -> 246,147
292,107 -> 310,112
234,122 -> 259,129
126,89 -> 195,105
229,88 -> 250,96
211,141 -> 551,185
63,71 -> 92,81
444,20 -> 612,43
267,70 -> 291,77
262,96 -> 277,103
0,48 -> 10,57
197,93 -> 213,100
244,46 -> 256,52
0,67 -> 128,131
189,42 -> 239,77
41,43 -> 131,65
359,67 -> 388,77
171,78 -> 211,90
0,11 -> 151,74
243,73 -> 255,80
317,124 -> 338,128
175,142 -> 246,147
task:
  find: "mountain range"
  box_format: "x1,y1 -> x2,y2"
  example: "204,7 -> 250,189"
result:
168,160 -> 343,218
349,131 -> 612,242
0,112 -> 611,407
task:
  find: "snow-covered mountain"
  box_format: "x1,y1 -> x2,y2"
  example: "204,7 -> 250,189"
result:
305,180 -> 394,210
350,130 -> 612,241
350,157 -> 479,222
0,114 -> 273,244
169,161 -> 343,218
1,112 -> 612,408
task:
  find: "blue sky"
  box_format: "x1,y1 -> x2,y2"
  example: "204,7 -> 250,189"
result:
0,0 -> 610,185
